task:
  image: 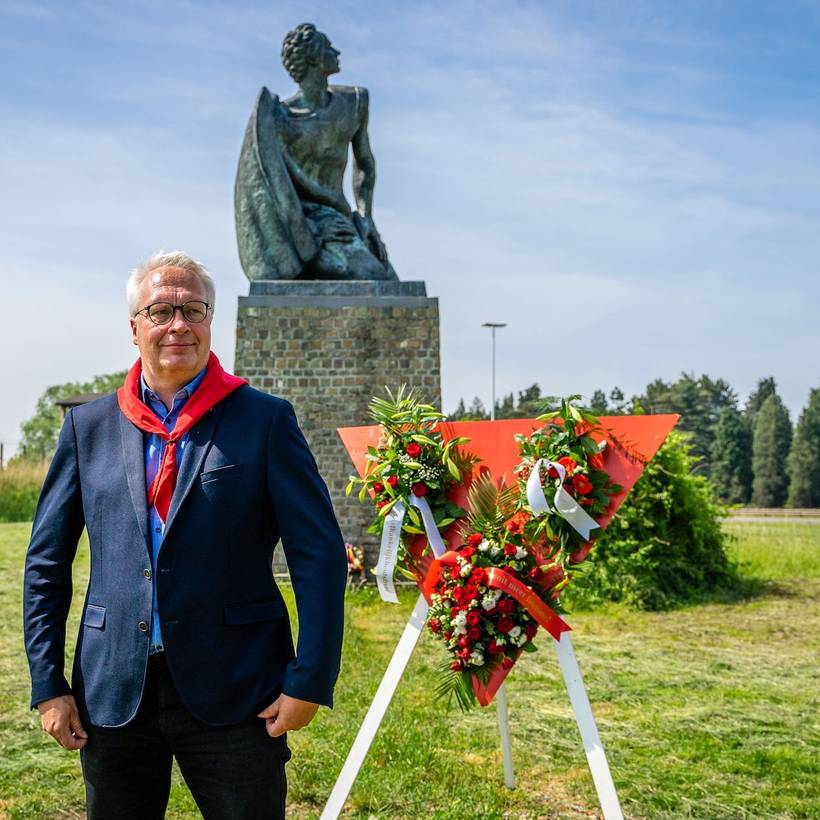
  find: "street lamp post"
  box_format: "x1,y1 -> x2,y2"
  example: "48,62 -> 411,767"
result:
481,322 -> 506,422
481,321 -> 514,788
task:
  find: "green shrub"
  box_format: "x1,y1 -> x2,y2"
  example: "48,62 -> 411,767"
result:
564,431 -> 739,610
0,461 -> 48,522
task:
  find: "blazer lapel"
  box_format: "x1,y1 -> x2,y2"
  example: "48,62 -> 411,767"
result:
163,403 -> 225,537
120,411 -> 151,557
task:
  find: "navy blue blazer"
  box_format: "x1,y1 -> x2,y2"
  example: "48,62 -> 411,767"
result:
23,385 -> 347,727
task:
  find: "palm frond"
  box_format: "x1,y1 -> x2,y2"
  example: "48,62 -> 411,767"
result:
464,472 -> 519,532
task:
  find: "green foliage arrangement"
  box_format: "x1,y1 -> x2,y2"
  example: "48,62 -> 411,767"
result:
0,461 -> 48,522
563,431 -> 738,611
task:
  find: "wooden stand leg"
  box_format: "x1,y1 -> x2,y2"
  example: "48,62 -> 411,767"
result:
553,632 -> 623,820
321,594 -> 429,820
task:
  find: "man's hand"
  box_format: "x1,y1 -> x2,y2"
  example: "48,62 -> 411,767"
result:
257,694 -> 320,738
37,695 -> 88,750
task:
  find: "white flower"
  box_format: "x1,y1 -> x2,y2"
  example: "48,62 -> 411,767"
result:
514,633 -> 528,646
509,625 -> 522,639
481,595 -> 496,610
454,611 -> 467,628
453,625 -> 466,637
478,539 -> 490,552
490,546 -> 501,557
460,563 -> 472,577
470,651 -> 485,666
515,547 -> 527,560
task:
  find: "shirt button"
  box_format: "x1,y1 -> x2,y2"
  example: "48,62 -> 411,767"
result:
138,621 -> 149,633
143,568 -> 152,579
155,527 -> 161,534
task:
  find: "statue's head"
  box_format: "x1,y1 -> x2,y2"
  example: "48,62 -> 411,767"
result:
281,23 -> 340,83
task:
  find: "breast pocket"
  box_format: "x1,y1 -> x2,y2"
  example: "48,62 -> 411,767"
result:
200,464 -> 243,484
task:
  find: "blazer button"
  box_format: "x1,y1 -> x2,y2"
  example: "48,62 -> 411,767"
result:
138,621 -> 149,633
143,568 -> 152,579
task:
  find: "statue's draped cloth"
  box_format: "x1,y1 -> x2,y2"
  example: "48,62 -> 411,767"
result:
235,87 -> 394,281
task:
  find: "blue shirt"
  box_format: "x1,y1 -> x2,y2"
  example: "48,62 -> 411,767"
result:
140,367 -> 207,653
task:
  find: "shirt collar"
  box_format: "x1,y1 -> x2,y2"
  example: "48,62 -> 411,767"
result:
140,365 -> 208,408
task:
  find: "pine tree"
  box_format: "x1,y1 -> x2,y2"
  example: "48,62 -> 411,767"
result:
786,388 -> 820,507
466,396 -> 489,420
751,394 -> 793,507
639,373 -> 737,472
589,389 -> 608,414
450,398 -> 467,420
710,407 -> 752,503
745,377 -> 777,431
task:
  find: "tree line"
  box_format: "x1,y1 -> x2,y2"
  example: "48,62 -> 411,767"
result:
451,374 -> 820,508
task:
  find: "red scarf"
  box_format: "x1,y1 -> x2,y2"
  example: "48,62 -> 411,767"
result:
117,352 -> 247,522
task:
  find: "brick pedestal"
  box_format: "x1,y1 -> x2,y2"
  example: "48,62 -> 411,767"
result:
234,281 -> 441,573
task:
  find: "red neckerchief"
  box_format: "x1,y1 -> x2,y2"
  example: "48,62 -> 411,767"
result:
117,351 -> 247,522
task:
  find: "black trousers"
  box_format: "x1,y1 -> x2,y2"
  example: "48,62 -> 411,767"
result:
79,654 -> 291,819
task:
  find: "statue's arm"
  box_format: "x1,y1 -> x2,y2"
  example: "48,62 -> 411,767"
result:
351,88 -> 375,218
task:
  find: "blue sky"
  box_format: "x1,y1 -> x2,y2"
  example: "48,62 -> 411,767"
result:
1,1 -> 819,454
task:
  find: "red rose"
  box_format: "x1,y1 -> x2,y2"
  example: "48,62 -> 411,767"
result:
505,520 -> 520,534
504,543 -> 517,557
461,546 -> 475,559
528,566 -> 541,580
466,610 -> 481,626
464,584 -> 479,600
547,465 -> 559,478
467,533 -> 483,547
405,442 -> 422,458
450,660 -> 462,671
450,607 -> 460,620
497,616 -> 514,634
572,474 -> 593,495
497,598 -> 515,614
458,647 -> 472,659
470,567 -> 487,585
484,606 -> 498,616
458,635 -> 471,648
487,639 -> 503,654
524,622 -> 538,640
376,500 -> 389,509
444,629 -> 453,641
411,482 -> 428,497
372,481 -> 384,493
450,566 -> 461,582
540,565 -> 565,589
468,626 -> 482,640
502,657 -> 514,669
558,456 -> 577,475
428,618 -> 441,633
386,475 -> 398,488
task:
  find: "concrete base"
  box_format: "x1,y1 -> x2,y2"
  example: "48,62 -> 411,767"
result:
234,280 -> 441,573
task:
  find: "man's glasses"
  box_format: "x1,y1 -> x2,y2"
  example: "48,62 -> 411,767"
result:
136,301 -> 211,326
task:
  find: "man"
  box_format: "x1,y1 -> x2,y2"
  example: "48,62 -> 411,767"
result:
23,251 -> 347,818
235,22 -> 397,281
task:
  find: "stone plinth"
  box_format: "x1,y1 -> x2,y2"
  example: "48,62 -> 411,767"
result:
234,281 -> 441,573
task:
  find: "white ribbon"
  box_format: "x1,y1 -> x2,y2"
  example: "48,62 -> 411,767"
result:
375,492 -> 447,603
409,493 -> 446,559
527,458 -> 600,541
376,501 -> 405,603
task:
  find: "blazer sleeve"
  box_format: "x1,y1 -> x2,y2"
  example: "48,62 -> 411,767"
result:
266,400 -> 347,707
23,409 -> 86,709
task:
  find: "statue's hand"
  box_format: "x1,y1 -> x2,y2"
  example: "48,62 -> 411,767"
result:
318,212 -> 357,245
353,213 -> 388,263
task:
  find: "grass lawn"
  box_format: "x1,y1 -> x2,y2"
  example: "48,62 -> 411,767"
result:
1,520 -> 818,819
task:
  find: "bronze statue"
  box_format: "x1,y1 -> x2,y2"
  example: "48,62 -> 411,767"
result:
235,23 -> 397,281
